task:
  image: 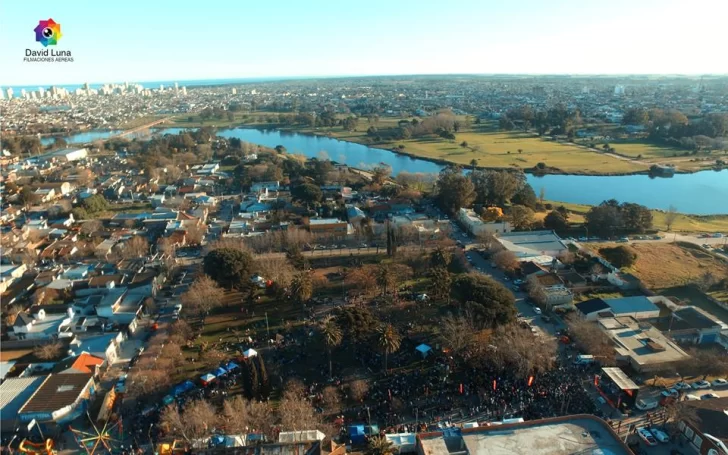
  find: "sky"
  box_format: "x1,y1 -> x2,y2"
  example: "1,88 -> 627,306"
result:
1,0 -> 727,87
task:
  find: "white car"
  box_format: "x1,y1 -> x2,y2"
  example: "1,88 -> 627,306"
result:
685,394 -> 701,401
651,428 -> 669,443
533,307 -> 542,315
691,380 -> 711,389
637,428 -> 658,447
711,378 -> 728,387
674,381 -> 692,390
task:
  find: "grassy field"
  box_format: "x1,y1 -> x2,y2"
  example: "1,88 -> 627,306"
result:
620,242 -> 728,290
543,200 -> 728,233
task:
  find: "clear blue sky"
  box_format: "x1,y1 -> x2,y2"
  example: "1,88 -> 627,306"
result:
1,0 -> 725,86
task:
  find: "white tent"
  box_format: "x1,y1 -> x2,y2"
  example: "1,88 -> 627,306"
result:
243,348 -> 258,359
415,344 -> 432,358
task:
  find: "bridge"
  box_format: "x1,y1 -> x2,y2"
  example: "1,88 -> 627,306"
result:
111,117 -> 173,139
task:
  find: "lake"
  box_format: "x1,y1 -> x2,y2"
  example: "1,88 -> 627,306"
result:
53,126 -> 727,215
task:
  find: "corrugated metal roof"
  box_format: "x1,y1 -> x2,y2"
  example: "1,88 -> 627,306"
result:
19,373 -> 93,414
0,376 -> 48,421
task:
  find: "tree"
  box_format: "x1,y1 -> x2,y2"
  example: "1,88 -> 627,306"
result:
278,390 -> 320,433
122,236 -> 149,259
320,317 -> 343,378
291,183 -> 322,208
683,347 -> 728,380
385,222 -> 398,257
599,245 -> 638,268
663,401 -> 701,438
438,314 -> 475,353
181,275 -> 225,317
430,247 -> 452,268
664,205 -> 679,231
322,386 -> 341,411
159,400 -> 217,443
349,379 -> 369,403
204,247 -> 254,289
18,186 -> 35,209
336,306 -> 379,343
376,324 -> 401,372
492,250 -> 518,272
289,272 -> 313,304
371,165 -> 391,186
510,184 -> 538,209
82,194 -> 109,214
508,205 -> 535,230
696,271 -> 717,292
450,274 -> 517,328
429,267 -> 452,301
220,396 -> 274,438
33,341 -> 63,360
543,210 -> 568,233
80,219 -> 103,237
566,317 -> 616,365
526,275 -> 547,307
366,436 -> 396,455
436,166 -> 475,215
486,323 -> 557,376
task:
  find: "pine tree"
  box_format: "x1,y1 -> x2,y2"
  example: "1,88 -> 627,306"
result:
248,359 -> 260,399
255,354 -> 270,399
241,360 -> 254,399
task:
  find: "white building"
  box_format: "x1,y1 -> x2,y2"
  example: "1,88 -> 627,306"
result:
496,230 -> 568,260
457,208 -> 512,236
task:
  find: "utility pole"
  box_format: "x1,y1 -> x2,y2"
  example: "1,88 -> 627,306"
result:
265,312 -> 269,337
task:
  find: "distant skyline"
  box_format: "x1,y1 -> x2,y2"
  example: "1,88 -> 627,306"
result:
1,0 -> 727,87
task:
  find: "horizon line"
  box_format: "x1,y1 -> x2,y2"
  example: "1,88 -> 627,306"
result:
4,72 -> 728,89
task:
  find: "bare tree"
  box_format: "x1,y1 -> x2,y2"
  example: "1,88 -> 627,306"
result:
181,275 -> 225,317
122,236 -> 149,259
696,271 -> 717,292
3,304 -> 24,325
33,341 -> 63,360
278,394 -> 319,433
80,219 -> 103,237
492,250 -> 518,272
438,314 -> 476,354
322,386 -> 341,411
526,275 -> 548,307
663,401 -> 701,437
348,379 -> 369,403
664,205 -> 679,231
185,224 -> 206,246
159,400 -> 217,443
484,323 -> 557,376
566,317 -> 616,365
255,256 -> 295,289
220,396 -> 274,438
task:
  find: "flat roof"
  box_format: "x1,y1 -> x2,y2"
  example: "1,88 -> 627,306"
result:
599,317 -> 690,366
496,230 -> 567,256
419,416 -> 630,455
601,367 -> 639,390
604,296 -> 659,315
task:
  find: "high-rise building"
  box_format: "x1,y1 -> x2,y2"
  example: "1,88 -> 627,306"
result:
232,88 -> 237,95
5,88 -> 12,99
614,85 -> 625,96
38,87 -> 46,98
159,84 -> 165,91
181,86 -> 187,96
0,88 -> 4,100
174,82 -> 179,93
20,89 -> 27,99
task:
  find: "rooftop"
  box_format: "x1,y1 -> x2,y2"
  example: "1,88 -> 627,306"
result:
19,373 -> 93,414
418,415 -> 630,455
0,376 -> 47,423
599,317 -> 690,367
496,230 -> 567,257
603,296 -> 659,315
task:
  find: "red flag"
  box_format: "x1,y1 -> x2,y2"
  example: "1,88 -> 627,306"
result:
594,375 -> 599,386
388,389 -> 392,400
527,376 -> 534,387
459,383 -> 463,394
493,379 -> 497,391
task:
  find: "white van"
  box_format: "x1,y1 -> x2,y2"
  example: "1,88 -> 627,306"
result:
635,399 -> 658,411
573,354 -> 595,365
173,303 -> 183,314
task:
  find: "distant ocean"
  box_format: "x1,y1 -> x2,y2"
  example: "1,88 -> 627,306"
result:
4,76 -> 307,93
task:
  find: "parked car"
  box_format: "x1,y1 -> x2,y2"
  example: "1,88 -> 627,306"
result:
701,393 -> 720,400
711,378 -> 728,387
650,428 -> 669,443
533,307 -> 542,315
513,279 -> 524,285
637,428 -> 658,447
635,399 -> 658,411
674,382 -> 692,391
691,380 -> 711,389
685,394 -> 701,401
660,388 -> 679,398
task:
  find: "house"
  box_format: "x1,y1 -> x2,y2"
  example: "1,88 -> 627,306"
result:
62,265 -> 91,280
44,147 -> 88,163
10,308 -> 76,340
149,194 -> 166,208
0,264 -> 27,292
68,333 -> 123,363
346,205 -> 366,224
33,187 -> 56,202
18,373 -> 95,426
457,208 -> 512,236
36,182 -> 73,196
0,376 -> 47,430
197,163 -> 219,175
95,238 -> 118,256
1,275 -> 36,306
52,352 -> 105,375
575,296 -> 660,321
251,181 -> 280,193
654,306 -> 726,345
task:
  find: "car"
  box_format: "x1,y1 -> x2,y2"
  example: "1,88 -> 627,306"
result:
513,279 -> 524,285
691,380 -> 711,389
578,237 -> 588,241
674,381 -> 692,390
533,307 -> 542,315
637,428 -> 658,447
701,393 -> 720,400
685,394 -> 700,401
512,285 -> 520,292
711,378 -> 728,387
660,388 -> 678,398
651,428 -> 669,443
115,374 -> 128,393
617,237 -> 629,243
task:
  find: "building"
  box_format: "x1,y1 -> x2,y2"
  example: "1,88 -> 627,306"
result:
40,148 -> 89,163
496,230 -> 568,260
305,218 -> 351,237
457,208 -> 512,236
575,296 -> 660,321
0,376 -> 47,431
678,397 -> 728,455
10,308 -> 76,340
416,415 -> 630,455
654,306 -> 726,345
599,316 -> 690,373
250,181 -> 280,193
18,373 -> 95,426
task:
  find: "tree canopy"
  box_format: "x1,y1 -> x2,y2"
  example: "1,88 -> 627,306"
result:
450,273 -> 516,328
435,166 -> 475,215
203,248 -> 254,289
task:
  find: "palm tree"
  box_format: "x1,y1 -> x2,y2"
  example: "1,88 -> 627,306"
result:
376,264 -> 395,297
320,317 -> 343,379
376,324 -> 401,372
366,436 -> 395,455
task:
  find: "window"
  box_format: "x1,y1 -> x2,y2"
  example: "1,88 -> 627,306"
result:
684,427 -> 694,439
678,421 -> 686,432
693,435 -> 702,448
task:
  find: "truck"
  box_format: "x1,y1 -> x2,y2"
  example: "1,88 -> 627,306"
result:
573,354 -> 596,365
